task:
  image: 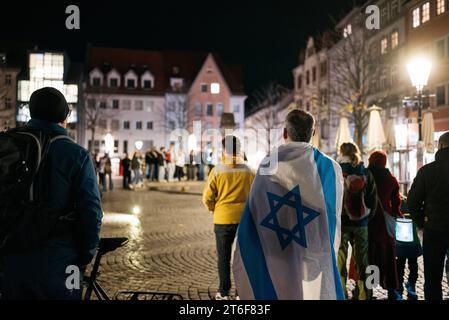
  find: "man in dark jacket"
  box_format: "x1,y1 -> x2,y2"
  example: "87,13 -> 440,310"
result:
408,132 -> 449,300
1,87 -> 103,300
122,153 -> 132,190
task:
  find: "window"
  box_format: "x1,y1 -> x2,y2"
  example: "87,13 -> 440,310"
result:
391,31 -> 399,49
143,80 -> 152,89
4,98 -> 12,109
109,78 -> 118,87
211,83 -> 220,94
233,104 -> 240,113
436,39 -> 445,59
201,83 -> 208,93
391,65 -> 398,84
127,79 -> 135,88
216,103 -> 224,116
422,2 -> 430,23
436,85 -> 446,106
111,120 -> 120,131
123,121 -> 130,130
99,119 -> 107,129
136,121 -> 143,130
206,103 -> 213,116
100,101 -> 107,109
306,70 -> 310,85
312,67 -> 317,82
93,77 -> 101,87
147,121 -> 153,130
343,24 -> 352,38
320,62 -> 327,77
146,100 -> 154,112
123,140 -> 128,154
134,100 -> 143,111
194,102 -> 202,116
437,0 -> 446,15
114,140 -> 119,154
306,101 -> 310,112
298,75 -> 302,89
391,0 -> 399,18
381,37 -> 388,55
122,100 -> 131,110
112,100 -> 119,109
413,7 -> 421,28
169,121 -> 176,130
5,74 -> 12,85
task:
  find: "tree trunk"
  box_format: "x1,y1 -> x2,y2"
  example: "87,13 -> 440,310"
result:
89,127 -> 96,153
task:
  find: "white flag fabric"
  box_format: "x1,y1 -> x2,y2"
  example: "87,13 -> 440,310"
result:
233,142 -> 345,300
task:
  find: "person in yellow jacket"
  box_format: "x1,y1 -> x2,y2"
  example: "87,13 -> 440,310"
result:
202,135 -> 255,300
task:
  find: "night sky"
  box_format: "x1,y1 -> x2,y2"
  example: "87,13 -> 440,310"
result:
1,0 -> 365,107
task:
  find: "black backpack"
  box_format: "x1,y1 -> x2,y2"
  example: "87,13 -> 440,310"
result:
0,127 -> 75,254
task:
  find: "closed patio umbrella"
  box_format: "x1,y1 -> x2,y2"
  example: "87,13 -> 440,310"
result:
335,116 -> 352,151
366,106 -> 386,152
383,119 -> 396,152
422,112 -> 435,153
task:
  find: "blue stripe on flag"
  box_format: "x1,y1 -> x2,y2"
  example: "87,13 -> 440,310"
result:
238,202 -> 278,300
313,148 -> 346,300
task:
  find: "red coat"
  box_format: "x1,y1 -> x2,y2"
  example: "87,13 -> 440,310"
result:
368,167 -> 401,290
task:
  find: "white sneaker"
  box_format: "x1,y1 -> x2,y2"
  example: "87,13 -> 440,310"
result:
215,292 -> 230,300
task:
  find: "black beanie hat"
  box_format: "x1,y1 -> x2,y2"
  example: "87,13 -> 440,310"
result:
29,87 -> 70,123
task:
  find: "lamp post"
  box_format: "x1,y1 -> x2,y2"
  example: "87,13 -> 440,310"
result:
407,57 -> 432,172
407,57 -> 432,141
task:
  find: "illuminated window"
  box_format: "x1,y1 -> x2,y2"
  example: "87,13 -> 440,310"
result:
422,2 -> 430,23
343,24 -> 352,38
437,0 -> 446,15
391,31 -> 399,49
211,83 -> 220,94
381,37 -> 388,54
412,7 -> 420,28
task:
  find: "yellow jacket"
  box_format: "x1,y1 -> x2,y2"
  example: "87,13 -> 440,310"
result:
202,156 -> 255,225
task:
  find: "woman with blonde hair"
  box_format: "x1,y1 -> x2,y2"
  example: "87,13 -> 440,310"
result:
337,142 -> 377,300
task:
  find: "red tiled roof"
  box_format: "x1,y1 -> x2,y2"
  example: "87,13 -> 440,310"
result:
88,47 -> 245,95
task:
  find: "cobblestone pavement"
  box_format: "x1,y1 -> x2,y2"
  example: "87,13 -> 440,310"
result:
96,180 -> 449,300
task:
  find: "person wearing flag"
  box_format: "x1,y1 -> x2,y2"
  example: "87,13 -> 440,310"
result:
233,109 -> 345,300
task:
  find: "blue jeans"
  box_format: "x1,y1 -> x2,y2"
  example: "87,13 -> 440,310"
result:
214,224 -> 238,296
133,169 -> 142,184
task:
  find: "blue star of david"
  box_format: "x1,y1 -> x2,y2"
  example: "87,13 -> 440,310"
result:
260,185 -> 320,250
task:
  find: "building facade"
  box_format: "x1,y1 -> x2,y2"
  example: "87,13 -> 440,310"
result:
0,52 -> 20,131
84,47 -> 246,159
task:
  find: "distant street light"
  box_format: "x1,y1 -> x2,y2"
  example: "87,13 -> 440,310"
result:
407,57 -> 432,141
135,140 -> 143,151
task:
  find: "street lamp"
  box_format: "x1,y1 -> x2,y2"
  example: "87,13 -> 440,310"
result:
407,57 -> 432,141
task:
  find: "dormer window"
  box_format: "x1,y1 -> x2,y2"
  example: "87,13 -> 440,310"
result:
140,71 -> 154,90
89,68 -> 103,87
143,80 -> 152,89
127,79 -> 136,88
93,77 -> 101,87
107,69 -> 121,88
110,78 -> 118,88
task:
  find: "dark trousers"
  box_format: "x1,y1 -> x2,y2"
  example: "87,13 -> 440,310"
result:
123,170 -> 131,189
214,224 -> 238,296
396,257 -> 418,286
423,228 -> 449,300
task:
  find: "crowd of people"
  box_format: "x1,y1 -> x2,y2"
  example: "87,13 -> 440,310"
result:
203,109 -> 449,301
91,146 -> 218,192
1,87 -> 448,301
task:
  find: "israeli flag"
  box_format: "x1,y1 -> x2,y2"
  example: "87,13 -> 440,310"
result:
233,142 -> 345,300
